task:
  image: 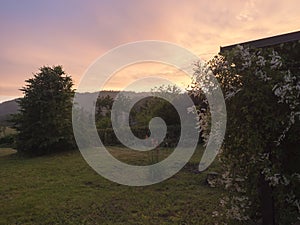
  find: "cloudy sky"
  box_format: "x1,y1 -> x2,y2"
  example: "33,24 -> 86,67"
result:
1,0 -> 299,102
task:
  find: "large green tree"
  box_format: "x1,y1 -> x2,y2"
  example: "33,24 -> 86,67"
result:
14,66 -> 75,155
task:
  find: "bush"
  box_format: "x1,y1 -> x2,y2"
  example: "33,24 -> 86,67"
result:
97,125 -> 184,147
192,43 -> 300,224
0,134 -> 16,148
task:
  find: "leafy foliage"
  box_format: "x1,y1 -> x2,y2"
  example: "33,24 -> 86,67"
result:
95,87 -> 183,147
95,95 -> 114,129
192,43 -> 300,224
14,66 -> 75,156
132,97 -> 180,127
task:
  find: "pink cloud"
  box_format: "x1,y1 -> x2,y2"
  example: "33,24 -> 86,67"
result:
0,0 -> 300,102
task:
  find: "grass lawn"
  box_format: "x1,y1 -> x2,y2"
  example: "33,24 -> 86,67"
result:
0,146 -> 224,225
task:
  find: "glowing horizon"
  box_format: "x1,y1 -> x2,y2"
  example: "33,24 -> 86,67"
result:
1,0 -> 300,103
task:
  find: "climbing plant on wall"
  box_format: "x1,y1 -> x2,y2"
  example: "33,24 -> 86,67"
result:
192,42 -> 300,224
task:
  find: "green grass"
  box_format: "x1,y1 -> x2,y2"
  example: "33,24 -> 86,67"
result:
0,146 -> 224,225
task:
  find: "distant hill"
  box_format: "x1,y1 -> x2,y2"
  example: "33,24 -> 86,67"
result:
0,90 -> 179,126
0,91 -> 139,126
0,99 -> 19,126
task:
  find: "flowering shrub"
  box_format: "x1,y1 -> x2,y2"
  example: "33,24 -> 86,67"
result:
192,42 -> 300,224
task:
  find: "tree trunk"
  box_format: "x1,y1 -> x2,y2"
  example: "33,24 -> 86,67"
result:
259,174 -> 275,225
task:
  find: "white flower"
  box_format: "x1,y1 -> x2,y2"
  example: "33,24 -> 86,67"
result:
255,70 -> 271,81
269,50 -> 282,69
256,55 -> 266,66
242,60 -> 251,69
187,106 -> 196,114
281,175 -> 290,186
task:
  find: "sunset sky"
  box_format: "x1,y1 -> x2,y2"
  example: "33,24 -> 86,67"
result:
1,0 -> 300,102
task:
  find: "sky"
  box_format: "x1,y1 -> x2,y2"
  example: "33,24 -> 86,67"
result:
1,0 -> 300,102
